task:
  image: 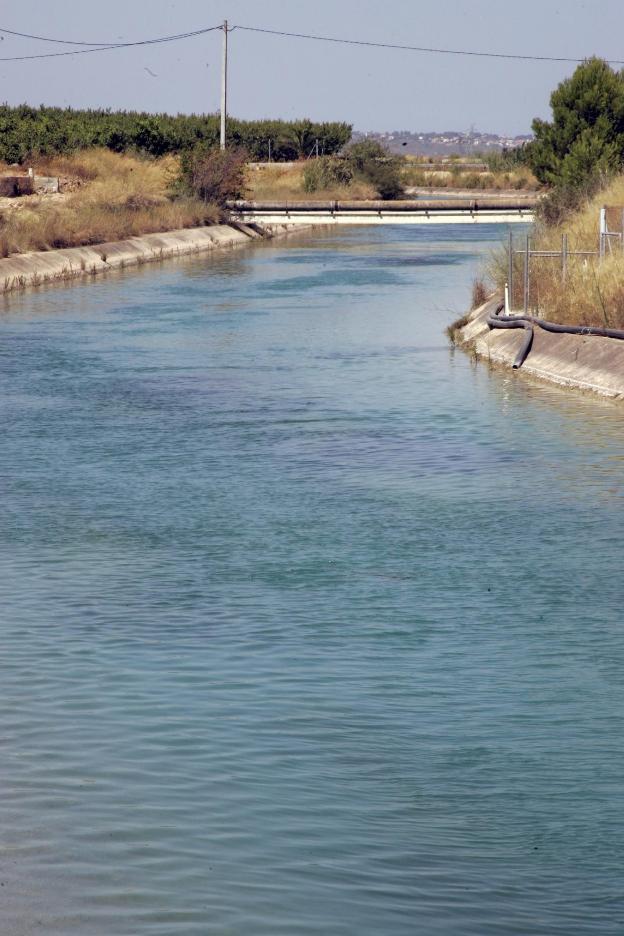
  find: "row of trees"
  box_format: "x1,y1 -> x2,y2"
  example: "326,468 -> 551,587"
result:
0,105 -> 352,164
6,60 -> 621,210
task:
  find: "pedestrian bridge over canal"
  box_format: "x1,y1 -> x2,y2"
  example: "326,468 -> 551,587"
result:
227,197 -> 537,226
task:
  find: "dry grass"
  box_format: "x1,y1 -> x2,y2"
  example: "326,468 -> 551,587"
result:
247,160 -> 537,198
529,254 -> 624,327
0,149 -> 219,257
401,165 -> 538,191
488,175 -> 624,327
246,162 -> 376,201
471,278 -> 489,309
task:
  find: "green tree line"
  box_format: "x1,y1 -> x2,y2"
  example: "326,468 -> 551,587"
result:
0,105 -> 352,164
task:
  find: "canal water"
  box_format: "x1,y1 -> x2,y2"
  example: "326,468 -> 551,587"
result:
1,226 -> 623,935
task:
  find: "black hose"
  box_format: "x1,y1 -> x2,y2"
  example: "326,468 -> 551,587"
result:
486,303 -> 533,368
487,302 -> 624,369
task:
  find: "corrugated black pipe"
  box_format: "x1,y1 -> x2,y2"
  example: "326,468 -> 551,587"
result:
486,303 -> 533,368
487,302 -> 624,369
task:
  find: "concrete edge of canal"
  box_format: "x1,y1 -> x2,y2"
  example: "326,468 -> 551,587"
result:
450,295 -> 624,400
0,222 -> 310,296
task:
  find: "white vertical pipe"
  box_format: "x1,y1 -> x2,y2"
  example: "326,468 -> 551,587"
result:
220,21 -> 228,150
599,206 -> 606,259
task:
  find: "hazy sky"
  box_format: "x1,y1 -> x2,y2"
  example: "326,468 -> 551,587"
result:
1,0 -> 622,134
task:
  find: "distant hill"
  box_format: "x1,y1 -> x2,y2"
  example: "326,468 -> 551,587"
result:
352,129 -> 532,156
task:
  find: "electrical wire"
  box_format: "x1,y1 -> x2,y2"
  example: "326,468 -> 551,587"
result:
0,20 -> 622,66
0,23 -> 223,47
0,46 -> 124,63
235,24 -> 624,66
0,25 -> 121,45
0,24 -> 223,61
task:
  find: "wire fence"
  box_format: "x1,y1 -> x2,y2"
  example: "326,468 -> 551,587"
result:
506,205 -> 624,313
600,206 -> 624,258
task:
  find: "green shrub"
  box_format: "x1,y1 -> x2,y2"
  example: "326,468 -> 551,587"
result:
176,146 -> 248,206
485,148 -> 529,172
344,140 -> 387,173
528,58 -> 624,190
343,141 -> 405,200
535,175 -> 607,226
363,161 -> 404,200
302,157 -> 353,192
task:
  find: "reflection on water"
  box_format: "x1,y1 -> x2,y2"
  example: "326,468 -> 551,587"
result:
1,224 -> 623,936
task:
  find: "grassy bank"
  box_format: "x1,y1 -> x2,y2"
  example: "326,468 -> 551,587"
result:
0,147 -> 542,260
0,148 -> 398,256
401,157 -> 538,191
247,159 -> 539,200
488,175 -> 624,328
247,162 -> 376,201
0,149 -> 219,256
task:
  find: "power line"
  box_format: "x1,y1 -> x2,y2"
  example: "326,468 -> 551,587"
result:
0,20 -> 622,66
0,46 -> 123,63
0,25 -> 120,45
235,25 -> 624,66
0,24 -> 223,61
0,23 -> 223,47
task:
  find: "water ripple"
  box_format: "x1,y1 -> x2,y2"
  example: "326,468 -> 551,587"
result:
1,225 -> 623,935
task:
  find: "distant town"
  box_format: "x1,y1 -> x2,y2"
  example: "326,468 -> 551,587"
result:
352,129 -> 533,156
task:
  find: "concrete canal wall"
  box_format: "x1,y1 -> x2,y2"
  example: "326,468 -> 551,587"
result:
0,222 -> 300,295
452,295 -> 624,400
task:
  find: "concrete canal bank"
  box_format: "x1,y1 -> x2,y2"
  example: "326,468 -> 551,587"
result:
0,222 -> 301,295
451,295 -> 624,400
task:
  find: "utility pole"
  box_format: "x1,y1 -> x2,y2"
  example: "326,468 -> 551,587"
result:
220,20 -> 228,150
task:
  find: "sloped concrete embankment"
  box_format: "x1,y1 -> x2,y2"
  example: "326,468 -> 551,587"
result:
0,223 -> 297,294
452,295 -> 624,400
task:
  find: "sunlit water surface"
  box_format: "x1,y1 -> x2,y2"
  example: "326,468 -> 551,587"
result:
1,226 -> 623,935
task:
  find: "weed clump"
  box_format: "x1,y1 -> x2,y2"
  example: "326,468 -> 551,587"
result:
175,146 -> 248,206
471,278 -> 489,309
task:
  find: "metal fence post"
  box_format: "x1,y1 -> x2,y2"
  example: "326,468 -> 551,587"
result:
508,229 -> 514,311
599,206 -> 606,259
523,234 -> 530,315
562,233 -> 568,283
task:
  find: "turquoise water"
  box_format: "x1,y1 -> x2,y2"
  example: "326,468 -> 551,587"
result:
1,226 -> 623,935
